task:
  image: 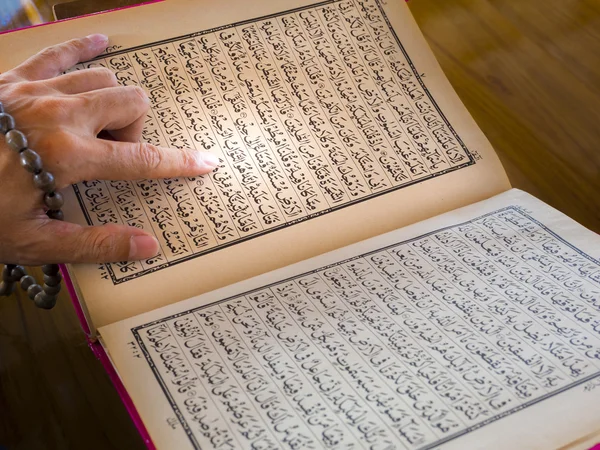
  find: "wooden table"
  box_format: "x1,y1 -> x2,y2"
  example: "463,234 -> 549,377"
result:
0,1 -> 599,449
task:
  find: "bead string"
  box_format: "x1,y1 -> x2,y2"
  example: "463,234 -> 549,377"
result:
0,101 -> 62,309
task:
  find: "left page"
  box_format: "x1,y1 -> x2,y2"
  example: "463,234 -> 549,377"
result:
101,189 -> 600,450
0,0 -> 509,328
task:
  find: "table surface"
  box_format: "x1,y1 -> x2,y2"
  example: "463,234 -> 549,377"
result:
0,0 -> 599,449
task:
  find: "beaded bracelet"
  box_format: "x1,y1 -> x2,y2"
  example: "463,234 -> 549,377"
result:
0,101 -> 62,309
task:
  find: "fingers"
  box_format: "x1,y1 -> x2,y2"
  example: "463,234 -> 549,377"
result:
80,85 -> 149,140
72,138 -> 220,182
14,34 -> 109,81
47,67 -> 118,95
107,116 -> 145,143
37,221 -> 160,263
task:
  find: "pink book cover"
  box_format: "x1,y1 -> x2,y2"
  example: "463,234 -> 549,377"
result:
60,264 -> 157,449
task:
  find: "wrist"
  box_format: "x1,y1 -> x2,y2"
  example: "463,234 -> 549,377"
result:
0,99 -> 63,308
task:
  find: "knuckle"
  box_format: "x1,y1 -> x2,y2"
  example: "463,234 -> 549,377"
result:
128,85 -> 150,106
85,231 -> 120,261
10,80 -> 39,98
95,67 -> 118,86
79,87 -> 114,111
38,45 -> 61,62
66,38 -> 86,54
75,91 -> 95,112
39,96 -> 73,122
179,150 -> 197,169
138,142 -> 164,170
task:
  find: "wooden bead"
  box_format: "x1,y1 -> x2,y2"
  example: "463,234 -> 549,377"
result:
44,192 -> 64,210
27,284 -> 43,300
19,275 -> 36,291
10,265 -> 26,281
0,113 -> 14,134
20,149 -> 43,173
33,171 -> 56,193
43,274 -> 62,287
34,292 -> 57,309
5,129 -> 27,152
42,264 -> 60,276
43,284 -> 61,295
47,209 -> 64,221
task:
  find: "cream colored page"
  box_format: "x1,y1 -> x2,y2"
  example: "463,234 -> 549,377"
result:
100,189 -> 600,450
0,0 -> 509,328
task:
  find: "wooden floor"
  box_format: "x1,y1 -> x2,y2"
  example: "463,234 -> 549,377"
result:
411,0 -> 600,234
0,1 -> 599,449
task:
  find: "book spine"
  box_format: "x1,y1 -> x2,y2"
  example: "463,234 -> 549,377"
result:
60,264 -> 91,335
60,265 -> 156,449
89,339 -> 157,450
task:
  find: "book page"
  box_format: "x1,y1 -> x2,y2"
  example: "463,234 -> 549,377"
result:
101,189 -> 600,450
0,0 -> 509,328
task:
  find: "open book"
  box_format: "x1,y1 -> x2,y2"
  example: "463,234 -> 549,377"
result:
2,0 -> 599,448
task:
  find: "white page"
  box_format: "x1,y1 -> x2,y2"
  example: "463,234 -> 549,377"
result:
0,0 -> 510,328
101,189 -> 600,449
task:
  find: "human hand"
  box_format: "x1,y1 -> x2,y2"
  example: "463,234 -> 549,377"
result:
0,34 -> 218,265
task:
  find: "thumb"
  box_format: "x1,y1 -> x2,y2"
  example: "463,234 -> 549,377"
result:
40,221 -> 160,264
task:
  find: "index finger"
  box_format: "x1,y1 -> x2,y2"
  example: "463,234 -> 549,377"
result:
70,138 -> 220,184
14,34 -> 109,81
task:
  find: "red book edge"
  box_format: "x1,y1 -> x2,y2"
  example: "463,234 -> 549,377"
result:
0,0 -> 408,37
60,264 -> 157,450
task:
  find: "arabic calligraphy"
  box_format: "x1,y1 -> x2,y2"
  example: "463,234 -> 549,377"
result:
133,206 -> 600,449
72,0 -> 473,284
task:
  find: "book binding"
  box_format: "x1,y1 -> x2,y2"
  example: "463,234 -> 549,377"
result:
60,264 -> 156,450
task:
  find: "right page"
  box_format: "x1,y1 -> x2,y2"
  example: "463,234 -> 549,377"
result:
101,189 -> 600,450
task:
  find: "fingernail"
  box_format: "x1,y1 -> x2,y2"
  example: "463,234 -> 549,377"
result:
87,34 -> 109,50
128,235 -> 159,260
196,152 -> 220,170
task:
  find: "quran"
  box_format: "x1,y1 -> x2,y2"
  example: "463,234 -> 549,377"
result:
1,0 -> 600,449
